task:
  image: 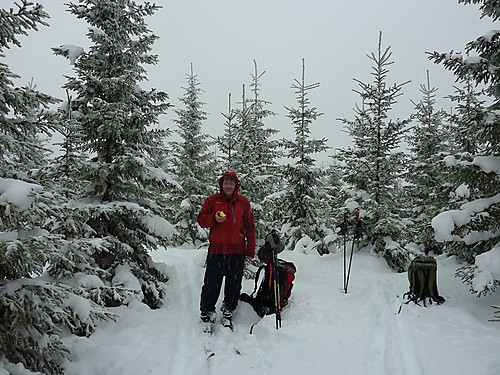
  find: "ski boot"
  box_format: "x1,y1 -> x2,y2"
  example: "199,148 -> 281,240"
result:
221,304 -> 234,331
201,311 -> 216,334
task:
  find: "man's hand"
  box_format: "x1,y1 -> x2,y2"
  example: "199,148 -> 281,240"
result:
215,211 -> 226,223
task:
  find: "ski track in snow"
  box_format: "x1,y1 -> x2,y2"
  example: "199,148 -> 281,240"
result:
365,275 -> 424,375
394,304 -> 424,375
161,274 -> 189,374
161,250 -> 210,375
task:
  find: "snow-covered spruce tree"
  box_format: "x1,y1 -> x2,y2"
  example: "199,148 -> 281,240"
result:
217,62 -> 282,237
233,61 -> 282,240
282,59 -> 329,253
428,0 -> 499,295
337,33 -> 411,271
436,82 -> 498,264
168,64 -> 215,245
217,92 -> 238,171
0,6 -> 56,177
320,156 -> 347,251
43,91 -> 89,198
0,2 -> 110,374
38,92 -> 118,331
404,71 -> 450,255
227,86 -> 249,178
52,0 -> 174,309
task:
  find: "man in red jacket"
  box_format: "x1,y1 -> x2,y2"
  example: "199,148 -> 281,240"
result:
197,171 -> 256,331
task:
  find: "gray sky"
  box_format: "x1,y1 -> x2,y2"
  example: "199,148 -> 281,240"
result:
4,0 -> 495,164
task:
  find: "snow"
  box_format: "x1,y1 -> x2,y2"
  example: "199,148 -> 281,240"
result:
443,155 -> 457,167
473,156 -> 500,174
0,178 -> 42,212
112,265 -> 142,291
145,166 -> 183,189
473,245 -> 500,293
60,247 -> 500,375
442,155 -> 500,174
483,29 -> 499,43
57,45 -> 85,65
65,294 -> 92,322
141,214 -> 175,239
431,193 -> 500,242
73,272 -> 105,289
455,183 -> 470,199
464,56 -> 484,65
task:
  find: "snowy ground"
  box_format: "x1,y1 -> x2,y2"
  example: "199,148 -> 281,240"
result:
62,246 -> 500,375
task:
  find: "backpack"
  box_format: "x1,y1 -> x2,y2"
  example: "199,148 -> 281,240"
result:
404,255 -> 445,306
240,230 -> 296,316
240,259 -> 296,317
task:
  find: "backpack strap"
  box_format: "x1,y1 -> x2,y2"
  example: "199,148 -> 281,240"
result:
251,264 -> 266,297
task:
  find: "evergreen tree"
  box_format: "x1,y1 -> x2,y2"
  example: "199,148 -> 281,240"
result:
39,93 -> 119,329
217,92 -> 238,170
405,71 -> 449,254
321,155 -> 347,251
337,33 -> 411,271
429,0 -> 499,295
232,62 -> 280,186
240,61 -> 281,236
0,4 -> 56,177
168,64 -> 215,245
52,0 -> 174,309
46,91 -> 89,198
282,59 -> 329,252
0,2 -> 112,374
218,61 -> 282,240
446,78 -> 488,155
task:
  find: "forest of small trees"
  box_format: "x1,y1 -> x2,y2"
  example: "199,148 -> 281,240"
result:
1,0 -> 498,373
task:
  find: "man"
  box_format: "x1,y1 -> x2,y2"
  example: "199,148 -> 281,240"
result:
197,171 -> 256,331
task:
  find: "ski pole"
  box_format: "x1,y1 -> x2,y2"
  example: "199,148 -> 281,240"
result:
345,211 -> 361,294
342,214 -> 348,291
272,247 -> 281,329
273,264 -> 281,329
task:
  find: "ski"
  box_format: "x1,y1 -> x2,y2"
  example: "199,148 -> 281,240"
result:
202,325 -> 215,360
203,343 -> 215,360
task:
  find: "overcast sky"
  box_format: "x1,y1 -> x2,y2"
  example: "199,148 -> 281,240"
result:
4,0 -> 495,164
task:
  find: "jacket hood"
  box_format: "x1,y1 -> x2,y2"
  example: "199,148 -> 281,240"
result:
218,171 -> 240,195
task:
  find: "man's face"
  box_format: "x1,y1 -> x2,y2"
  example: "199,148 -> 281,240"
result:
222,178 -> 236,197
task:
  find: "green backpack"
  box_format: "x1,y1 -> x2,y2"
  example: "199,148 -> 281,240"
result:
404,255 -> 445,306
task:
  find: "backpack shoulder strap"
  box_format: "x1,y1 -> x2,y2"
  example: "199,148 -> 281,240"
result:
251,264 -> 266,297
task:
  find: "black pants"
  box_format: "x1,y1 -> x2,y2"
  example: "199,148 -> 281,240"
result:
200,254 -> 245,314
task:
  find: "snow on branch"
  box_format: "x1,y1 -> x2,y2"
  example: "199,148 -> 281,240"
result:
0,178 -> 42,212
472,156 -> 500,174
52,44 -> 85,65
432,193 -> 500,243
141,214 -> 175,240
472,245 -> 500,294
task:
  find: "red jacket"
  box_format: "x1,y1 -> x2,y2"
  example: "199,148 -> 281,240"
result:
197,172 -> 256,258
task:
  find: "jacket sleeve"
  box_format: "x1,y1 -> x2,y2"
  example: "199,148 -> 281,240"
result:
197,196 -> 217,228
245,201 -> 256,258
